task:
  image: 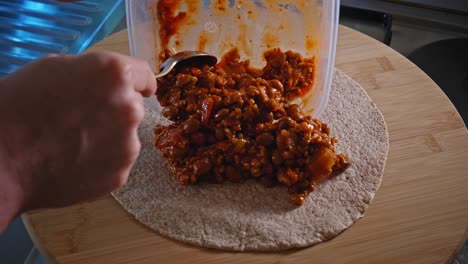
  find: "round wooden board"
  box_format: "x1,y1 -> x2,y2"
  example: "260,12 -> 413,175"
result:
23,26 -> 468,264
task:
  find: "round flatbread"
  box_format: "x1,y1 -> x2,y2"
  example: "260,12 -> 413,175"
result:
112,69 -> 389,251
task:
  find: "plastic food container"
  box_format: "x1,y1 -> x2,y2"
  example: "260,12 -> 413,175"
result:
126,0 -> 339,117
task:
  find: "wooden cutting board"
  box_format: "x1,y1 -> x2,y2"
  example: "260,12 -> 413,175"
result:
23,26 -> 468,264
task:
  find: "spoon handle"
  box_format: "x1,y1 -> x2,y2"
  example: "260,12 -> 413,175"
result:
154,71 -> 169,79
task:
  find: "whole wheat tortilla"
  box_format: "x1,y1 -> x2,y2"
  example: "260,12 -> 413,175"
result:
112,69 -> 389,251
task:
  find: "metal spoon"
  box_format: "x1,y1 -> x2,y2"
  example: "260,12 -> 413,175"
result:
154,51 -> 218,78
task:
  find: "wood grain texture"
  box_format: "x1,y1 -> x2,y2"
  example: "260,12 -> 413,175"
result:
22,26 -> 468,264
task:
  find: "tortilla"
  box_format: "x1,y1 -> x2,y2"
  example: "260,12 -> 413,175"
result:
112,69 -> 389,251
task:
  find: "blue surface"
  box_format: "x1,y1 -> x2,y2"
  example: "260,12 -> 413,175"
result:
0,0 -> 125,77
0,217 -> 34,264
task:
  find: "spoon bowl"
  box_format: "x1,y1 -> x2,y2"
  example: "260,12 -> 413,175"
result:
155,51 -> 218,79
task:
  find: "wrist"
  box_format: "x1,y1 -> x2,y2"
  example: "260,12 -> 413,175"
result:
0,78 -> 27,233
0,169 -> 24,233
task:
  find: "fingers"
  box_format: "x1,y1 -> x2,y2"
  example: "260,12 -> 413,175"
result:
80,51 -> 157,98
76,51 -> 148,168
121,55 -> 157,98
113,128 -> 141,189
110,88 -> 145,127
99,110 -> 142,189
105,89 -> 144,161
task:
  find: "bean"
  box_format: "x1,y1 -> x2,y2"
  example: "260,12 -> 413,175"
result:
257,86 -> 269,103
190,132 -> 206,146
233,138 -> 248,153
291,192 -> 307,206
215,108 -> 229,121
265,50 -> 285,68
287,104 -> 303,121
215,128 -> 225,140
215,75 -> 227,87
190,174 -> 198,184
171,146 -> 189,159
183,118 -> 201,134
176,74 -> 197,88
276,129 -> 291,150
256,132 -> 274,146
272,149 -> 283,165
198,71 -> 216,88
264,112 -> 274,121
162,105 -> 178,119
282,150 -> 295,160
277,168 -> 293,186
250,159 -> 262,177
226,165 -> 242,182
321,123 -> 331,134
268,79 -> 284,92
266,100 -> 281,112
193,157 -> 212,175
178,173 -> 191,185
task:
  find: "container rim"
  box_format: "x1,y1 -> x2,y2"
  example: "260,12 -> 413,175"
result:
126,0 -> 137,57
315,0 -> 339,117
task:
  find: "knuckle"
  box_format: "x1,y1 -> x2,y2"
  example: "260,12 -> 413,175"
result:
112,172 -> 129,189
131,99 -> 145,123
123,132 -> 141,164
81,51 -> 105,68
82,52 -> 129,88
115,94 -> 144,125
113,141 -> 139,188
106,57 -> 129,85
127,138 -> 141,160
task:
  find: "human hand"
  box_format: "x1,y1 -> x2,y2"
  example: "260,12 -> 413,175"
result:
0,51 -> 156,230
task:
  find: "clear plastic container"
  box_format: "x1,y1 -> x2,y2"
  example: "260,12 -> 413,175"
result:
126,0 -> 339,117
